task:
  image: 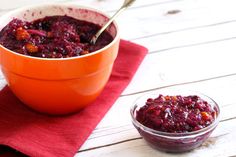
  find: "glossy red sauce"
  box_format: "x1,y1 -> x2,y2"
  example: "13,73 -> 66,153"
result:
136,95 -> 217,133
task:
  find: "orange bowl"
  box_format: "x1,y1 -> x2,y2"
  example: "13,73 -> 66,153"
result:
0,4 -> 120,115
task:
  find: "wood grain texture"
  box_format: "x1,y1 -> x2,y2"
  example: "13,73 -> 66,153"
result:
0,0 -> 236,156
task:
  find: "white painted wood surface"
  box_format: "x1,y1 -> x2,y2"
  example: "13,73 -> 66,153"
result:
1,0 -> 236,157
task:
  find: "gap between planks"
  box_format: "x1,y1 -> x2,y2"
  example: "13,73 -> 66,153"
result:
78,137 -> 143,153
121,73 -> 236,97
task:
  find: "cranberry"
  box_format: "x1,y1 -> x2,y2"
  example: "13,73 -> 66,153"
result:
136,94 -> 217,133
0,16 -> 113,58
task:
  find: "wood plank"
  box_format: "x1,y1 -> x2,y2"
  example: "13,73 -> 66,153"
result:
76,119 -> 236,157
110,0 -> 236,40
0,79 -> 6,90
134,20 -> 236,53
123,38 -> 236,95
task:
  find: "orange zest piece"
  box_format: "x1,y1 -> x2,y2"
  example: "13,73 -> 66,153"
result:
165,96 -> 170,100
25,43 -> 39,53
16,27 -> 30,40
80,50 -> 89,55
201,112 -> 212,121
172,96 -> 177,101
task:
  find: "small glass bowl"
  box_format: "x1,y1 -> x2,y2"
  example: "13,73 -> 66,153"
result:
130,89 -> 220,153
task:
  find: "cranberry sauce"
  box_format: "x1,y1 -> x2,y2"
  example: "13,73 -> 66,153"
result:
136,95 -> 217,133
0,16 -> 114,58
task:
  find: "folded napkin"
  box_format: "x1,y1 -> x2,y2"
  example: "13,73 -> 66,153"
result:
0,40 -> 148,157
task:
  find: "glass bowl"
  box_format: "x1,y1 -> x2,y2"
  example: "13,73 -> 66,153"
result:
130,89 -> 220,153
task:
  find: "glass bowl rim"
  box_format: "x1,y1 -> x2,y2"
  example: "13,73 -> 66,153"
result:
130,90 -> 220,139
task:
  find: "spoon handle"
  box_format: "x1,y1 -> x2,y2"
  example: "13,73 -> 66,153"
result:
90,0 -> 135,44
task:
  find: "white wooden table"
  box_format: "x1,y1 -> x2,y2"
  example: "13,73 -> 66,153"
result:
1,0 -> 236,157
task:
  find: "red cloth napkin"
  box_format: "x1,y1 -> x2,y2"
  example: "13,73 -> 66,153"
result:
0,40 -> 148,157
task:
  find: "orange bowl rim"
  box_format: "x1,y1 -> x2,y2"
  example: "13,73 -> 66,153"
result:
0,3 -> 120,61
